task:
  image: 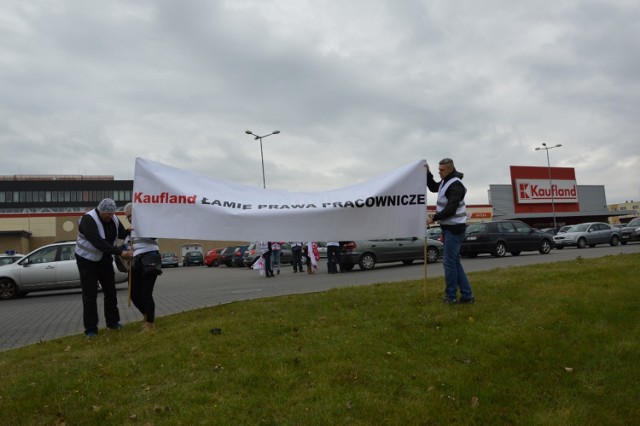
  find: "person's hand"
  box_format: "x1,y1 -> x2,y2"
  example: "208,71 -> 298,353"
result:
121,250 -> 134,260
427,214 -> 435,225
425,163 -> 430,173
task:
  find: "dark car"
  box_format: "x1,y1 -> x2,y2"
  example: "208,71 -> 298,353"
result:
620,217 -> 640,245
242,242 -> 294,268
230,245 -> 250,267
339,237 -> 443,271
220,246 -> 243,267
182,251 -> 204,266
161,252 -> 179,268
461,220 -> 554,258
204,248 -> 224,267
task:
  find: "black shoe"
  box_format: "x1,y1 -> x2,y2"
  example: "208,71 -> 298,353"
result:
459,297 -> 475,304
443,298 -> 458,305
107,323 -> 124,330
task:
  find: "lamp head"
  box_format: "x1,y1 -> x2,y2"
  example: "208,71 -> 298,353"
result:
272,130 -> 280,134
245,130 -> 253,135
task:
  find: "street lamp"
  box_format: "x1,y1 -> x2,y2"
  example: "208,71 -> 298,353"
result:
535,142 -> 563,229
245,130 -> 281,188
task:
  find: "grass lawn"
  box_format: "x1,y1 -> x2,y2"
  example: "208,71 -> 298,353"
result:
1,254 -> 639,425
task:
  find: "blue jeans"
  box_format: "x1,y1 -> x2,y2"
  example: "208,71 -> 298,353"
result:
442,228 -> 473,301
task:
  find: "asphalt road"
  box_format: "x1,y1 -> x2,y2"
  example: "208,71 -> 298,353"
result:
2,243 -> 639,352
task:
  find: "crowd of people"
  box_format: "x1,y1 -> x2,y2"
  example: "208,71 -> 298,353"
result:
256,241 -> 341,276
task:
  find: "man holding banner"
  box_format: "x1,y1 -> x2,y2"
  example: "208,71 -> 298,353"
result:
427,158 -> 474,305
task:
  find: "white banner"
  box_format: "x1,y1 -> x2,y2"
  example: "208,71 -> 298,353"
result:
132,157 -> 427,242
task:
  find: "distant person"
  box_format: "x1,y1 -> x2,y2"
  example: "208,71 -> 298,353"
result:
124,203 -> 161,332
426,158 -> 474,304
326,242 -> 341,273
75,198 -> 133,337
260,241 -> 274,277
304,242 -> 320,274
271,241 -> 283,275
290,242 -> 304,273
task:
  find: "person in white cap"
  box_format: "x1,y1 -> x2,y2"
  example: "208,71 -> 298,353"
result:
75,198 -> 133,337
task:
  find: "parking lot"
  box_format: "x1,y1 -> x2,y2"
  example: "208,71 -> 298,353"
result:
1,242 -> 639,352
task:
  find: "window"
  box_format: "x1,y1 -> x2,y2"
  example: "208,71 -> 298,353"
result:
513,222 -> 532,234
497,222 -> 516,233
28,246 -> 59,264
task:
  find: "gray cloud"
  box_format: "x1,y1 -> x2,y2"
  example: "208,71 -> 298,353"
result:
1,0 -> 638,204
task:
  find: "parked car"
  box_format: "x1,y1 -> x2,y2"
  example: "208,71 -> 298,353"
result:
161,252 -> 179,268
0,254 -> 24,267
242,242 -> 294,268
557,225 -> 574,234
461,220 -> 554,258
230,244 -> 250,267
553,222 -> 621,249
316,242 -> 328,259
340,237 -> 443,271
0,241 -> 127,300
204,248 -> 224,267
619,217 -> 640,245
426,226 -> 443,242
220,246 -> 242,267
182,251 -> 204,266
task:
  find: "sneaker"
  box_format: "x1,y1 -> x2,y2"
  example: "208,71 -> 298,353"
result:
107,323 -> 124,330
85,331 -> 97,338
443,298 -> 458,305
459,297 -> 475,304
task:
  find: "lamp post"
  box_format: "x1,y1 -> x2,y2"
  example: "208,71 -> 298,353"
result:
535,142 -> 563,229
245,130 -> 280,188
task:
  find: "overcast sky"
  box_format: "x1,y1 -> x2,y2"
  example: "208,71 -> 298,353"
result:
1,0 -> 639,205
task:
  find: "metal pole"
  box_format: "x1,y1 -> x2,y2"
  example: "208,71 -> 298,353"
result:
545,148 -> 557,229
245,130 -> 280,189
259,137 -> 266,189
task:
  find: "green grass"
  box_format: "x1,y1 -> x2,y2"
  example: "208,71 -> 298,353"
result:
1,254 -> 639,425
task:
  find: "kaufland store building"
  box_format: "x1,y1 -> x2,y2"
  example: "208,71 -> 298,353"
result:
429,165 -> 632,228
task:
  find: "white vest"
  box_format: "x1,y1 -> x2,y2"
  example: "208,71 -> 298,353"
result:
123,235 -> 159,257
75,209 -> 120,261
436,178 -> 467,226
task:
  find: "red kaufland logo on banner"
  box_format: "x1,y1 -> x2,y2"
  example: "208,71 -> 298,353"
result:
515,179 -> 578,204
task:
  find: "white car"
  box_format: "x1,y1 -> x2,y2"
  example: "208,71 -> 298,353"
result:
0,241 -> 128,300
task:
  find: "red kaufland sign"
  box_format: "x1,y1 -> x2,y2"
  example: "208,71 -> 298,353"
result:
510,166 -> 580,214
515,179 -> 578,204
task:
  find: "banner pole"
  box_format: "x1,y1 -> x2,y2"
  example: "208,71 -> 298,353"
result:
423,237 -> 428,301
127,259 -> 132,307
423,161 -> 428,302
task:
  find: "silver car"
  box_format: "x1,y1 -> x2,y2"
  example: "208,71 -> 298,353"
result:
553,222 -> 621,249
340,237 -> 444,271
0,241 -> 128,300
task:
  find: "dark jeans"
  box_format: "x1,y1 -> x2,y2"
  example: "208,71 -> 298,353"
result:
442,228 -> 473,301
327,245 -> 342,273
77,256 -> 120,334
291,246 -> 303,272
263,252 -> 273,276
131,254 -> 159,323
